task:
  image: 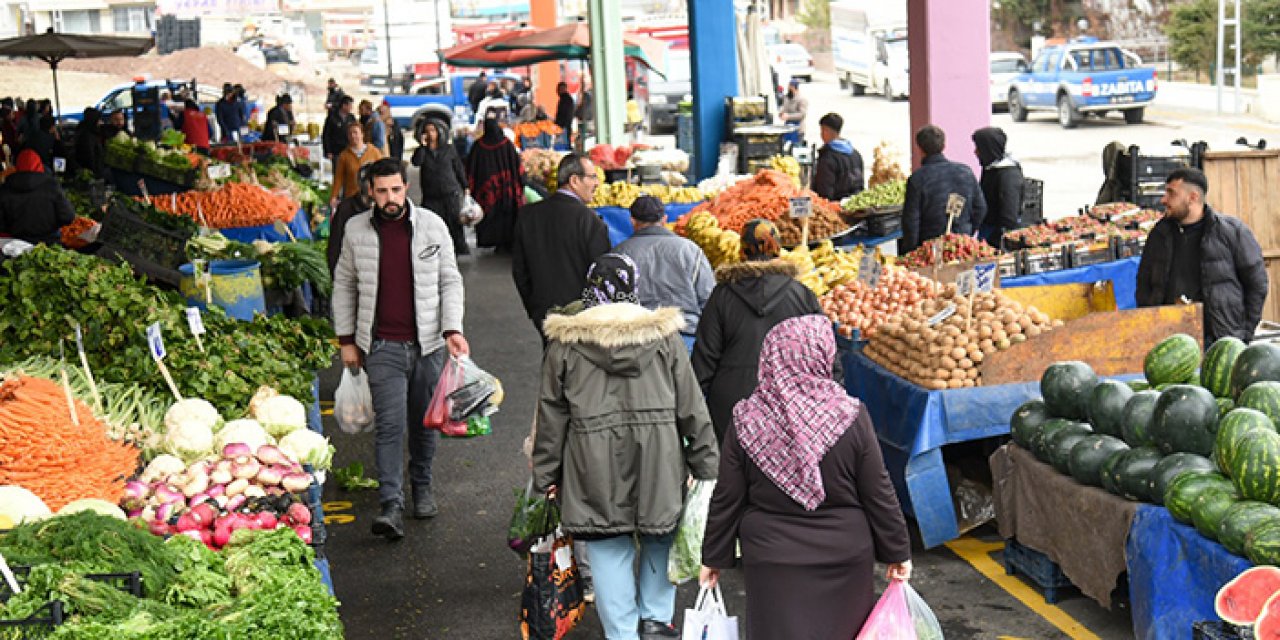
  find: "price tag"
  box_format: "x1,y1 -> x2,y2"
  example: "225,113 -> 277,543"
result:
137,179 -> 151,202
931,241 -> 943,265
927,303 -> 957,327
52,157 -> 66,174
239,126 -> 250,137
956,270 -> 976,297
857,254 -> 883,288
277,124 -> 290,136
207,164 -> 231,180
185,307 -> 206,336
974,262 -> 998,293
146,322 -> 166,360
946,193 -> 967,220
788,196 -> 812,219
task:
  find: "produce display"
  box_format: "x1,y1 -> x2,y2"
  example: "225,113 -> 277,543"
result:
145,181 -> 299,230
862,285 -> 1059,389
1002,206 -> 1158,249
677,170 -> 847,247
680,212 -> 741,268
105,134 -> 202,186
819,267 -> 939,338
779,242 -> 868,298
60,216 -> 97,249
696,173 -> 751,198
768,154 -> 801,186
586,182 -> 704,208
3,356 -> 168,447
897,234 -> 1001,269
186,233 -> 332,296
841,179 -> 906,213
868,141 -> 908,188
521,148 -> 565,191
588,143 -> 645,171
513,120 -> 562,140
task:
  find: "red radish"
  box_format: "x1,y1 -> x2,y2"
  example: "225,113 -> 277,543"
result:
175,513 -> 200,533
292,524 -> 313,544
148,520 -> 171,537
214,514 -> 236,531
199,529 -> 212,546
190,503 -> 217,527
286,502 -> 312,526
256,511 -> 279,530
213,524 -> 233,547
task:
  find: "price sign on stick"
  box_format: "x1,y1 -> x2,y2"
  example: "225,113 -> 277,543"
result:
146,323 -> 183,400
956,271 -> 976,297
185,307 -> 206,353
788,196 -> 813,219
72,322 -> 102,411
138,179 -> 151,205
57,342 -> 80,427
927,303 -> 957,327
974,262 -> 998,293
206,164 -> 231,180
944,193 -> 966,235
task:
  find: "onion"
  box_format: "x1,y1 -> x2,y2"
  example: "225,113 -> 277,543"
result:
282,472 -> 312,493
153,484 -> 185,505
255,444 -> 290,466
231,456 -> 261,480
225,478 -> 250,497
222,443 -> 253,459
256,465 -> 284,487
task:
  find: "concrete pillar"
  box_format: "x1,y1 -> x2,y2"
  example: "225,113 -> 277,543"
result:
530,0 -> 559,115
689,0 -> 738,179
587,0 -> 626,144
906,0 -> 990,173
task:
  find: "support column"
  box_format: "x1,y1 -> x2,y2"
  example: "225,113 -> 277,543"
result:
588,0 -> 626,144
906,0 -> 990,173
530,0 -> 559,115
689,0 -> 738,179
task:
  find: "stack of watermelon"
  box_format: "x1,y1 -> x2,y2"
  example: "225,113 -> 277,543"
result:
1009,334 -> 1280,564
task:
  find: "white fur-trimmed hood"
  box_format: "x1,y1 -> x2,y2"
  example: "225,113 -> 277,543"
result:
543,303 -> 685,348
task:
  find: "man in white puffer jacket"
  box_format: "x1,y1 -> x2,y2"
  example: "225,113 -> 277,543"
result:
333,158 -> 470,541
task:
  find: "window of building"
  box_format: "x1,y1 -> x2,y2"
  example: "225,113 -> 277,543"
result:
113,7 -> 152,34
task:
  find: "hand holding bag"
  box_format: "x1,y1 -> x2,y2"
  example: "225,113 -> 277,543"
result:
519,526 -> 585,640
423,357 -> 467,436
334,367 -> 374,435
856,580 -> 917,640
681,584 -> 739,640
668,479 -> 716,584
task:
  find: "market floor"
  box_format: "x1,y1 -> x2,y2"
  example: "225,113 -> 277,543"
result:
318,242 -> 1136,640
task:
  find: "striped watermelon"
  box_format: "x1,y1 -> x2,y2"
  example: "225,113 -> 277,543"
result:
1219,502 -> 1280,557
1245,517 -> 1280,566
1232,428 -> 1280,504
1231,343 -> 1280,399
1192,487 -> 1241,539
1144,334 -> 1202,387
1239,381 -> 1280,425
1217,397 -> 1237,418
1149,453 -> 1218,506
1165,472 -> 1235,524
1204,337 -> 1247,398
1216,408 -> 1276,476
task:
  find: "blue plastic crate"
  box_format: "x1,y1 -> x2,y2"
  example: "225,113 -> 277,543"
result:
1003,538 -> 1076,604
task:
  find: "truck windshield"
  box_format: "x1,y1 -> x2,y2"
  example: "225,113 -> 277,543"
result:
360,46 -> 378,65
885,39 -> 907,65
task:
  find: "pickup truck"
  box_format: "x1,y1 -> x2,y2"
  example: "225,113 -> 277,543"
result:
1007,37 -> 1156,129
382,72 -> 521,138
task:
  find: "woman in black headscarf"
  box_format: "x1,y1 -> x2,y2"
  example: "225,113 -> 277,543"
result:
412,120 -> 469,255
466,117 -> 523,251
972,126 -> 1023,249
73,108 -> 107,179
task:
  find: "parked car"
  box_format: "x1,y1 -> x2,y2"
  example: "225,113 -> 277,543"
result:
768,43 -> 814,83
1008,37 -> 1157,129
60,80 -> 262,141
990,51 -> 1029,111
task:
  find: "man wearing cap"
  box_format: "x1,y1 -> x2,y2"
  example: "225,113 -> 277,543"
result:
614,195 -> 716,350
263,94 -> 295,143
778,79 -> 808,140
1137,167 -> 1268,345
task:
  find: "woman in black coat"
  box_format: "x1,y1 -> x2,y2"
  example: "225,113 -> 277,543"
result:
466,117 -> 523,251
411,120 -> 469,255
73,108 -> 107,179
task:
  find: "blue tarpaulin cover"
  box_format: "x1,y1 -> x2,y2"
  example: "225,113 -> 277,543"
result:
595,203 -> 698,246
1003,256 -> 1141,310
1127,504 -> 1250,640
219,208 -> 313,243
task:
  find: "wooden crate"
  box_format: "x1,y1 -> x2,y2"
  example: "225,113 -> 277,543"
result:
1202,149 -> 1280,322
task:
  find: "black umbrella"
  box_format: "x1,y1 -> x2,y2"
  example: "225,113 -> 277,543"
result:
0,28 -> 153,120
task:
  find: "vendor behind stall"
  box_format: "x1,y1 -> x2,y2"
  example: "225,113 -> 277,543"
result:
0,150 -> 74,245
180,100 -> 211,154
262,94 -> 295,143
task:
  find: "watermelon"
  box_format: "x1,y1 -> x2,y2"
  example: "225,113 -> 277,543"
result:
1232,428 -> 1280,504
1148,453 -> 1218,506
1046,424 -> 1094,475
1040,361 -> 1099,420
1204,337 -> 1248,398
1231,343 -> 1280,399
1031,418 -> 1080,463
1144,333 -> 1202,387
1254,590 -> 1280,639
1121,390 -> 1161,447
1216,408 -> 1276,476
1068,435 -> 1130,487
1087,380 -> 1134,437
1128,380 -> 1152,392
1192,487 -> 1241,539
1247,518 -> 1280,567
1166,472 -> 1235,524
1218,397 -> 1237,417
1219,502 -> 1280,557
1114,447 -> 1163,501
1214,565 -> 1280,625
1010,399 -> 1051,449
1149,385 -> 1219,456
1239,381 -> 1280,425
1100,448 -> 1129,495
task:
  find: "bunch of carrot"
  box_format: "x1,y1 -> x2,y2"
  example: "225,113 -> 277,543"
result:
146,182 -> 299,229
0,375 -> 140,511
60,216 -> 97,249
514,121 -> 562,138
679,169 -> 840,235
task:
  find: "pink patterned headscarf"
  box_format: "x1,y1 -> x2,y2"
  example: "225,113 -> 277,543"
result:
732,314 -> 861,511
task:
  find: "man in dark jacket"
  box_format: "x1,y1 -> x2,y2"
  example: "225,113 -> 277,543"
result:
468,72 -> 489,114
0,149 -> 74,245
554,82 -> 575,139
262,94 -> 295,143
73,108 -> 107,179
1137,167 -> 1268,344
691,219 -> 827,442
972,126 -> 1023,249
322,96 -> 355,162
511,153 -> 610,342
214,85 -> 246,143
901,124 -> 987,253
811,113 -> 864,202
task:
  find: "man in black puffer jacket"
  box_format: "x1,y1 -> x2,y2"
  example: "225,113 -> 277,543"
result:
972,127 -> 1023,249
1136,167 -> 1268,345
0,149 -> 74,245
811,113 -> 864,202
901,124 -> 987,253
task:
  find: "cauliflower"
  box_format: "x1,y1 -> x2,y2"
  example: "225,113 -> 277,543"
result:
0,485 -> 51,528
164,398 -> 221,435
139,454 -> 187,484
254,395 -> 308,439
214,419 -> 273,453
164,420 -> 214,463
58,499 -> 126,520
278,429 -> 335,470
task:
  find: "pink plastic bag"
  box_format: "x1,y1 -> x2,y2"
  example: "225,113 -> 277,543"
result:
856,581 -> 917,640
423,357 -> 467,436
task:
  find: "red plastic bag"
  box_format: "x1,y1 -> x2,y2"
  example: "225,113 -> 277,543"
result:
424,357 -> 467,436
856,580 -> 917,640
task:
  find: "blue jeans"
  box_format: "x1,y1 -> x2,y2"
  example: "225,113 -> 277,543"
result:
583,533 -> 676,640
364,340 -> 446,507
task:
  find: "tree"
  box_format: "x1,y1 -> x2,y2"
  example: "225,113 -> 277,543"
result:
1166,0 -> 1217,76
798,0 -> 830,30
1245,0 -> 1280,64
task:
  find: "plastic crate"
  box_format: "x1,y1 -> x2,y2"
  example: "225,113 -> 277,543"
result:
1111,235 -> 1146,260
1019,247 -> 1070,275
1020,178 -> 1044,226
0,601 -> 64,638
997,254 -> 1020,278
1069,243 -> 1115,268
1003,538 -> 1076,604
97,203 -> 191,271
733,133 -> 783,160
865,211 -> 902,237
0,566 -> 143,603
1193,621 -> 1255,639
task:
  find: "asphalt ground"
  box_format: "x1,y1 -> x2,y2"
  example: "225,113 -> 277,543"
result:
318,215 -> 1137,639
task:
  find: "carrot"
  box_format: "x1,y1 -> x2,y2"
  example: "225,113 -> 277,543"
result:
60,216 -> 98,249
139,181 -> 299,230
0,375 -> 140,511
676,169 -> 844,245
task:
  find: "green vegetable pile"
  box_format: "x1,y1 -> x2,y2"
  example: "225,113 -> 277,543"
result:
0,513 -> 343,638
187,234 -> 332,297
0,247 -> 334,416
841,179 -> 907,213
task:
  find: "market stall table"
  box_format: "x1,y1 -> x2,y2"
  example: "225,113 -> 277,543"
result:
1002,256 -> 1141,310
595,202 -> 699,246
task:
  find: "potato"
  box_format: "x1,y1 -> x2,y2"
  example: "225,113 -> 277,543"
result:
947,379 -> 964,389
1011,334 -> 1028,344
959,357 -> 974,369
950,369 -> 967,381
1004,321 -> 1022,336
1027,325 -> 1042,338
978,325 -> 993,339
1018,316 -> 1034,331
992,329 -> 1007,343
997,338 -> 1012,350
929,379 -> 948,390
941,335 -> 955,348
940,355 -> 958,370
965,368 -> 980,380
951,347 -> 967,361
962,379 -> 976,388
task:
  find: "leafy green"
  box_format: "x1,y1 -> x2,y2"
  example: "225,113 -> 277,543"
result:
333,462 -> 379,491
187,234 -> 331,297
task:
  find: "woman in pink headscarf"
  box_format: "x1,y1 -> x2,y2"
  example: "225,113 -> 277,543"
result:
699,314 -> 912,639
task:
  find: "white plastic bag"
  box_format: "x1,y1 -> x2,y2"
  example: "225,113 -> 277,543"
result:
668,478 -> 715,584
460,194 -> 485,226
334,367 -> 374,434
682,585 -> 739,640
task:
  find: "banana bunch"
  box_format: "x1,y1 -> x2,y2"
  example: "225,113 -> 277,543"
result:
642,185 -> 705,204
589,183 -> 707,208
770,154 -> 802,187
682,212 -> 741,267
782,241 -> 867,297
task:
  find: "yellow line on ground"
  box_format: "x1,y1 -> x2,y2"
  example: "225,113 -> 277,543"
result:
320,409 -> 333,416
945,537 -> 1102,640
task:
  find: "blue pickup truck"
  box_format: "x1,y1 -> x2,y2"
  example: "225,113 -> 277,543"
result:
382,72 -> 521,138
1007,37 -> 1157,129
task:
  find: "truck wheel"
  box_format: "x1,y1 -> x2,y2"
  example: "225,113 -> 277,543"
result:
851,82 -> 865,97
1009,91 -> 1027,122
1124,107 -> 1145,124
1057,95 -> 1079,129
